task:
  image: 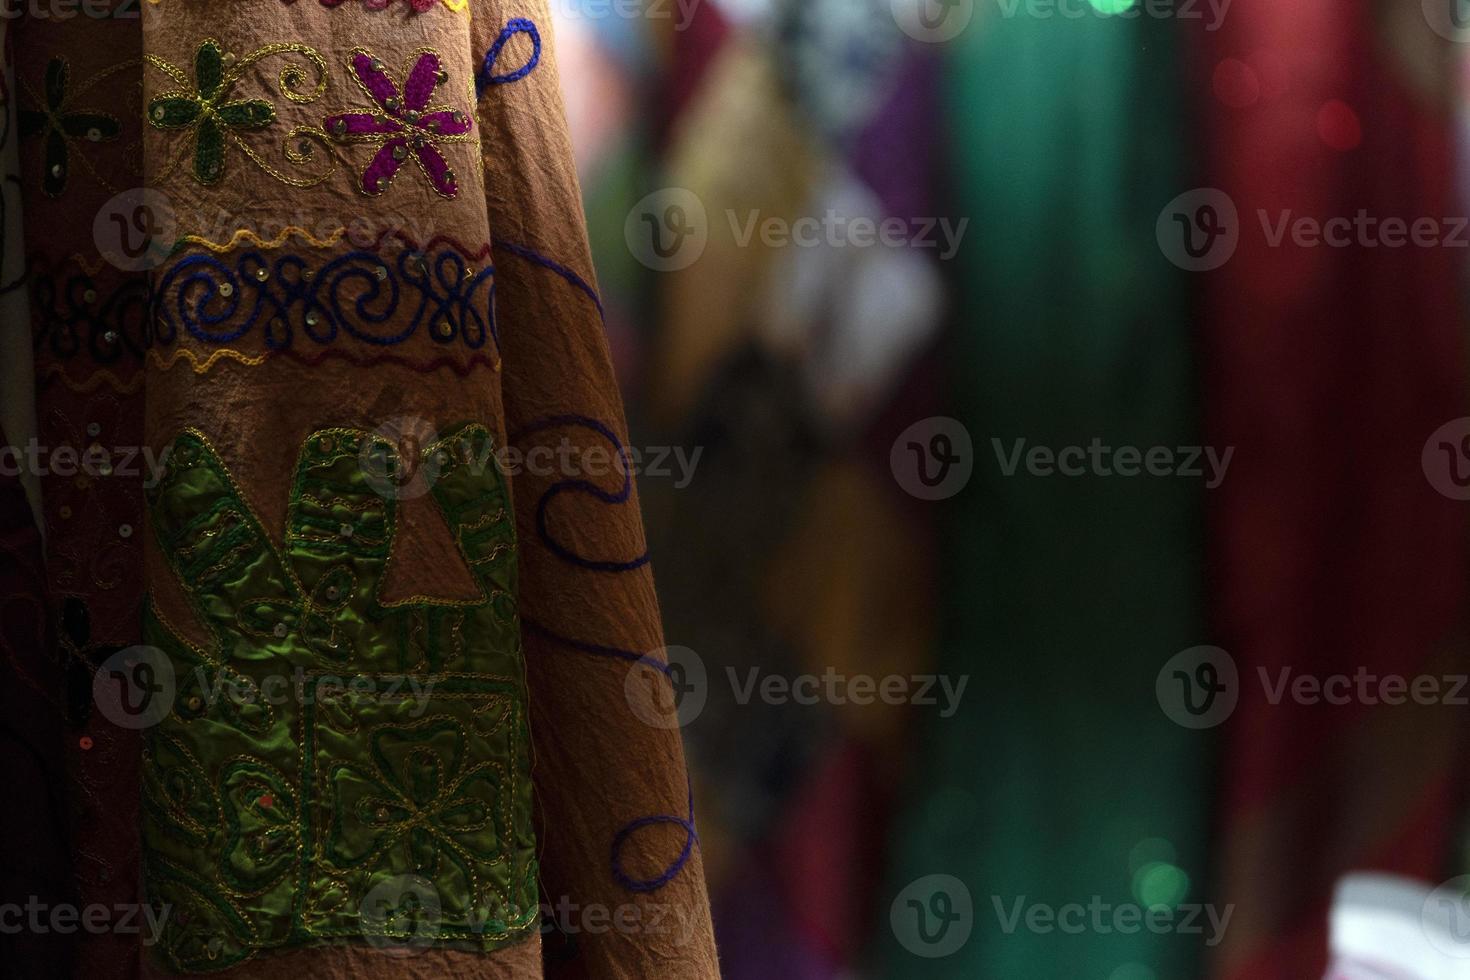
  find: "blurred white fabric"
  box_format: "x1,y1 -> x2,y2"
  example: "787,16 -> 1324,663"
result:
1327,874 -> 1470,980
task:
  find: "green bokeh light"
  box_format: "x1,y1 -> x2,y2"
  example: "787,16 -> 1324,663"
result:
1133,861 -> 1191,909
1127,837 -> 1177,875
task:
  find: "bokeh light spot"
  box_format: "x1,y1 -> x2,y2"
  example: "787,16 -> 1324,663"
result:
1128,837 -> 1177,874
1212,58 -> 1261,108
1134,861 -> 1191,909
1317,99 -> 1362,151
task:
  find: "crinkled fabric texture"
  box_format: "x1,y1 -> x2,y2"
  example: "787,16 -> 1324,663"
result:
12,1 -> 719,977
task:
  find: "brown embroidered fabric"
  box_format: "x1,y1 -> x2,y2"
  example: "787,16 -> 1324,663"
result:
11,1 -> 719,976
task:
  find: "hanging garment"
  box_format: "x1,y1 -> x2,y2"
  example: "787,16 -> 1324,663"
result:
880,9 -> 1214,979
1189,3 -> 1470,977
7,2 -> 717,977
14,10 -> 149,977
637,4 -> 945,974
0,436 -> 77,980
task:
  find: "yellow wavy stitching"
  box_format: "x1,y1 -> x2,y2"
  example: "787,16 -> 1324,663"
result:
39,363 -> 144,395
147,347 -> 270,374
61,253 -> 111,276
49,349 -> 269,393
180,225 -> 348,253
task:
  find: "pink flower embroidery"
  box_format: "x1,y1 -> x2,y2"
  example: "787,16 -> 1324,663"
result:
325,49 -> 472,199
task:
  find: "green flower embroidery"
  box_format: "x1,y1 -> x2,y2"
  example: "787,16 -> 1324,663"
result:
147,40 -> 275,185
17,58 -> 122,197
328,720 -> 511,916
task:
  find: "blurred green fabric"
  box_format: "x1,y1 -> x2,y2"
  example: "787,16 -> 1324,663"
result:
880,10 -> 1214,979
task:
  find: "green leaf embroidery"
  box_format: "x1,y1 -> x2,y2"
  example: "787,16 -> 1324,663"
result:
146,40 -> 279,186
17,57 -> 122,197
142,424 -> 537,972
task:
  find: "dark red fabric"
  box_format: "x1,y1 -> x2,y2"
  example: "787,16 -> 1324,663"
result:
1193,4 -> 1470,977
0,439 -> 76,980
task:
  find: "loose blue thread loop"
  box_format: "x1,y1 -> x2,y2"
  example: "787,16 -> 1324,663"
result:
477,19 -> 541,97
511,415 -> 651,572
612,786 -> 697,894
494,239 -> 604,322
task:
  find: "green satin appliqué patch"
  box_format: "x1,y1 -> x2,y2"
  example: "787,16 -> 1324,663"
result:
141,423 -> 537,972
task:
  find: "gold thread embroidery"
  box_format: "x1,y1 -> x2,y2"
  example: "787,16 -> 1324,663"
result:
17,56 -> 144,197
181,225 -> 349,253
145,40 -> 335,188
38,363 -> 145,395
148,346 -> 271,375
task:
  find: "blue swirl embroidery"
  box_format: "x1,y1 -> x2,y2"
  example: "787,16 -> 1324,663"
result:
154,248 -> 495,350
30,260 -> 153,366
